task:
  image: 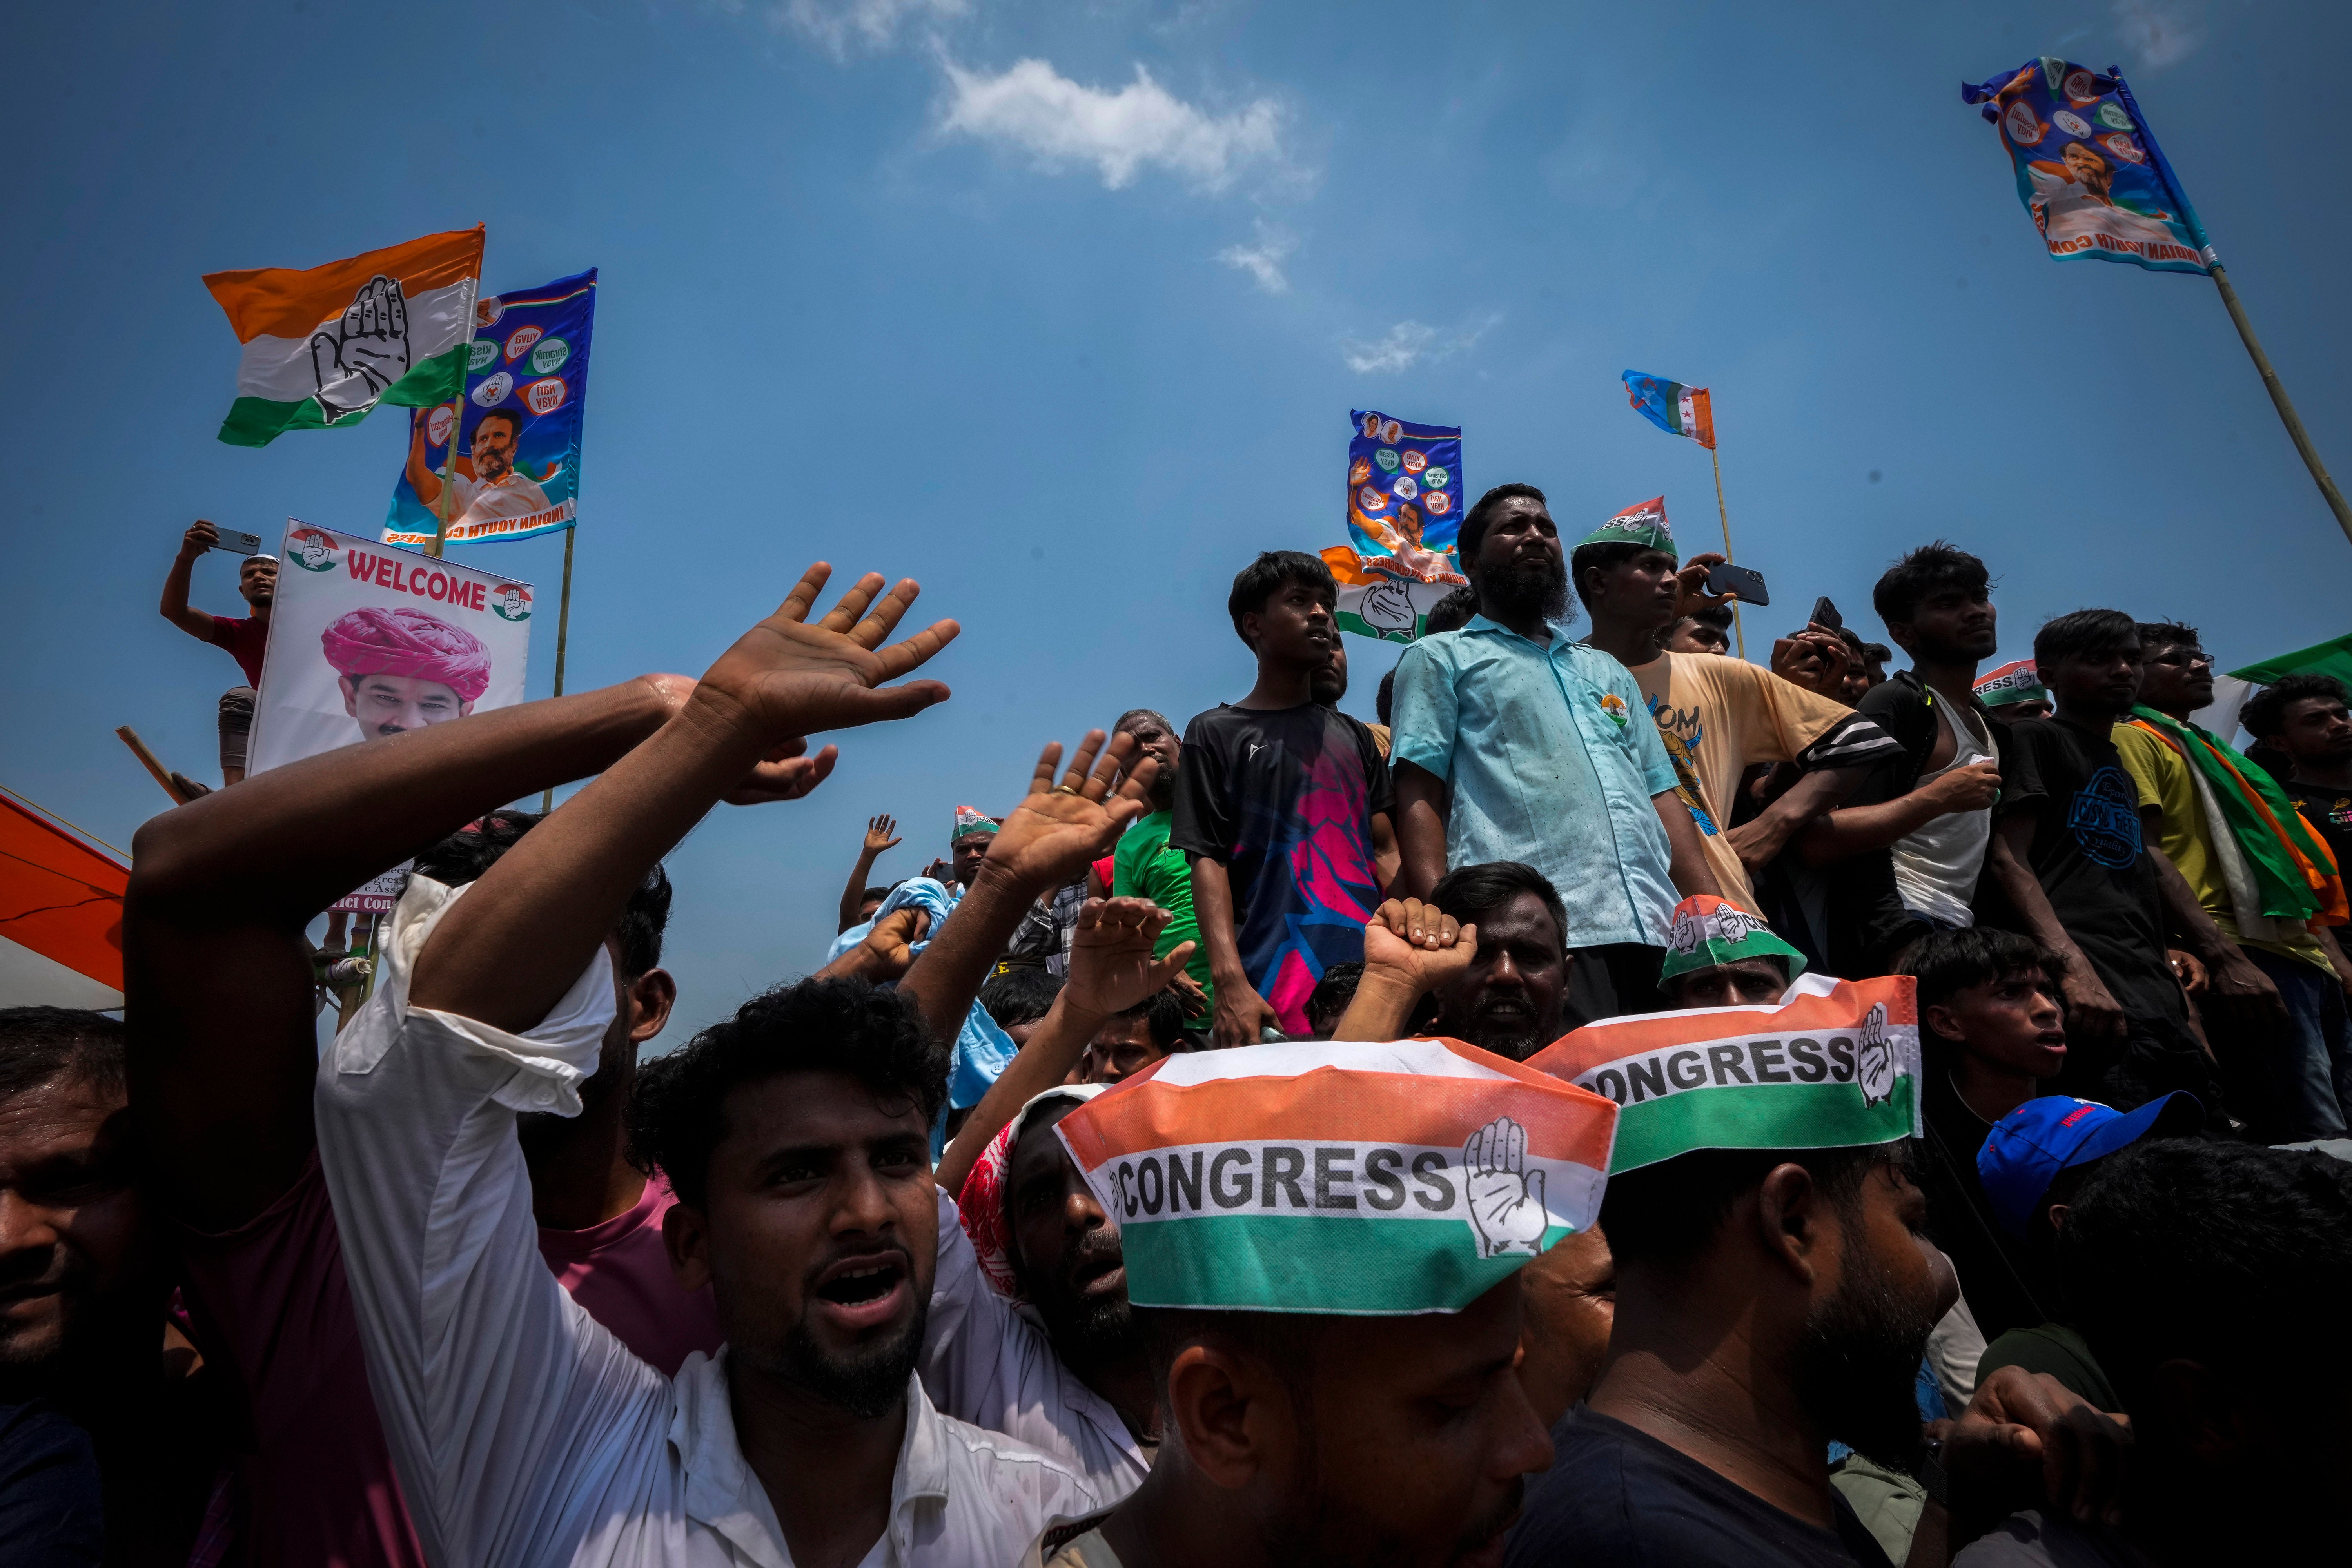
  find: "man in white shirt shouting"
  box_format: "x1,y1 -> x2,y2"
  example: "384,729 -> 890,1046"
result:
310,563 -> 1121,1567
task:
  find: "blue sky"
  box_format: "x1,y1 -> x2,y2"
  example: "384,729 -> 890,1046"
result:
5,0 -> 2347,1040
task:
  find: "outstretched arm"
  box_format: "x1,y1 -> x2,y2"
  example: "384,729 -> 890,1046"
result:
935,897 -> 1191,1196
159,521 -> 222,639
404,417 -> 444,510
838,813 -> 902,933
412,566 -> 955,1030
1332,898 -> 1475,1042
895,732 -> 1158,1058
125,671 -> 825,1233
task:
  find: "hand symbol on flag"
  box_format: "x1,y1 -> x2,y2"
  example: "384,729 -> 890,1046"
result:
310,275 -> 411,423
1464,1117 -> 1548,1259
1856,1002 -> 1895,1107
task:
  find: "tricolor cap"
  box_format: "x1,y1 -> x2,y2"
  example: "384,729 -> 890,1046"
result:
1577,496 -> 1675,559
1977,1093 -> 2203,1237
1657,895 -> 1809,985
951,805 -> 1000,842
1526,973 -> 1921,1174
1973,659 -> 2047,709
1052,1039 -> 1619,1314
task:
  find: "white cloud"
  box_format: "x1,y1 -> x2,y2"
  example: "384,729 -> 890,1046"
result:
1216,221 -> 1296,294
1340,315 -> 1499,375
937,57 -> 1283,193
2112,0 -> 2202,69
751,0 -> 969,58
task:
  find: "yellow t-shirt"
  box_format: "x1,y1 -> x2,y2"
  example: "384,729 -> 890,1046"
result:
1630,652 -> 1858,916
2111,721 -> 2330,971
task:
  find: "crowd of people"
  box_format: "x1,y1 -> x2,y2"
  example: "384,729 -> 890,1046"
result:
5,490 -> 2350,1567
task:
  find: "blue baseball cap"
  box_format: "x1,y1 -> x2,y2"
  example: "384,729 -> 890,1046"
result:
1977,1093 -> 2203,1237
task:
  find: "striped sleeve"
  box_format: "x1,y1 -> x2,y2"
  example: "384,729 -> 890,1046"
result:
1792,713 -> 1904,773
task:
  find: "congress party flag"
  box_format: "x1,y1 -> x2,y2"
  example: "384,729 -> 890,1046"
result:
1323,547 -> 1461,644
1526,973 -> 1920,1175
205,227 -> 486,446
1622,372 -> 1714,449
1348,410 -> 1467,582
1962,60 -> 2212,275
385,270 -> 597,548
1053,1038 -> 1619,1314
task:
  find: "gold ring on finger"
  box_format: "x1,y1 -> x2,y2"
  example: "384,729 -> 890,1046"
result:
1050,784 -> 1082,797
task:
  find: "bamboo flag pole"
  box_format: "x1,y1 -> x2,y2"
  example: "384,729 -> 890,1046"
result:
2107,70 -> 2352,549
1709,444 -> 1747,660
426,278 -> 482,561
539,526 -> 577,815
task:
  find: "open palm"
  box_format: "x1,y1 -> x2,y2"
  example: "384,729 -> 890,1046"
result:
983,730 -> 1161,896
694,563 -> 960,743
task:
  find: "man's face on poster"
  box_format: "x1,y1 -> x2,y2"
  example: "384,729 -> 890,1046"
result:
341,672 -> 474,740
2062,142 -> 2110,194
472,414 -> 519,482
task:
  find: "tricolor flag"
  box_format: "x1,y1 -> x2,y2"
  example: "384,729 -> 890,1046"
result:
1623,371 -> 1714,449
0,793 -> 127,1010
204,227 -> 486,447
1054,1038 -> 1619,1314
1526,974 -> 1920,1174
1322,546 -> 1461,644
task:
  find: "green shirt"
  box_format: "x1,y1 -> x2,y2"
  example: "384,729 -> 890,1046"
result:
1112,809 -> 1214,1002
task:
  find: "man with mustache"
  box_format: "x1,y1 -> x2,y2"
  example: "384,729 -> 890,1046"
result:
307,565 -> 1107,1566
1389,485 -> 1719,1027
405,405 -> 552,526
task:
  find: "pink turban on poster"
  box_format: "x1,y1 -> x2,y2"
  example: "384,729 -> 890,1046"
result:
321,606 -> 493,703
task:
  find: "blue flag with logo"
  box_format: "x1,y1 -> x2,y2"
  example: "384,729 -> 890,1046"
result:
1347,410 -> 1465,577
1961,60 -> 2211,275
384,270 -> 597,547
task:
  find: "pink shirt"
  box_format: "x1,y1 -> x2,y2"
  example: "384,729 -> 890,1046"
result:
535,1171 -> 724,1378
176,1156 -> 723,1568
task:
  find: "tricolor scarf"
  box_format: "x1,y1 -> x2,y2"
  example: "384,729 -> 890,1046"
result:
2123,706 -> 2347,929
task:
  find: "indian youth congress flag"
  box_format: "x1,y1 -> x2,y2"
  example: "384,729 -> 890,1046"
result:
247,523 -> 530,779
204,228 -> 486,446
385,270 -> 598,548
1962,60 -> 2212,275
1527,974 -> 1920,1175
1623,372 -> 1715,448
1053,1039 -> 1618,1314
1332,410 -> 1468,644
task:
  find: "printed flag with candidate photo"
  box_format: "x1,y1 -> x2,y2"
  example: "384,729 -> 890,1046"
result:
1962,59 -> 2212,275
1347,410 -> 1467,583
384,270 -> 597,548
247,522 -> 531,779
1525,973 -> 1920,1174
1053,1038 -> 1618,1314
204,227 -> 485,446
1622,372 -> 1714,449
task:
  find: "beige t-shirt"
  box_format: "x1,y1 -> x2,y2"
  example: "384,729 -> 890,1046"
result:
1630,652 -> 1860,915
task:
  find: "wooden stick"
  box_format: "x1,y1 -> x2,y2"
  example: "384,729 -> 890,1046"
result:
2209,264 -> 2352,548
1710,445 -> 1747,660
115,726 -> 196,806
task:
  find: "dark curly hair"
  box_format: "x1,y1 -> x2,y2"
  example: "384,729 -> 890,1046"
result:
627,978 -> 947,1209
2243,673 -> 2348,741
412,809 -> 672,979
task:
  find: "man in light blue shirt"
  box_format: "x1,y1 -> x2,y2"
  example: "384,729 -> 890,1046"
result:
1390,483 -> 1719,1025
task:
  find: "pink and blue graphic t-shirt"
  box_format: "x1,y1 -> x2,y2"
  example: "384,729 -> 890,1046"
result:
1169,702 -> 1392,1034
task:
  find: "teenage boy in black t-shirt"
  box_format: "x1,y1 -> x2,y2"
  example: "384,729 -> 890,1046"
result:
1980,610 -> 2223,1117
1171,550 -> 1394,1047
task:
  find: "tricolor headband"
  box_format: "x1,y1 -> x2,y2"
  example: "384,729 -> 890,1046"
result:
1053,1038 -> 1619,1315
1526,973 -> 1921,1173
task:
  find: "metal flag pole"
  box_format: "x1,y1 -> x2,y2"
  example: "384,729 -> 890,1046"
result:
427,275 -> 481,561
539,526 -> 577,815
1710,443 -> 1746,660
2109,69 -> 2352,549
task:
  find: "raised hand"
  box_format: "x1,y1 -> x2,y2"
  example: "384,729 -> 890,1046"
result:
180,519 -> 220,560
864,814 -> 902,855
639,672 -> 831,806
309,275 -> 412,423
1463,1117 -> 1548,1258
1673,552 -> 1732,617
1062,897 -> 1195,1021
687,563 -> 959,747
978,730 -> 1160,900
1362,897 -> 1479,998
1771,625 -> 1852,699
